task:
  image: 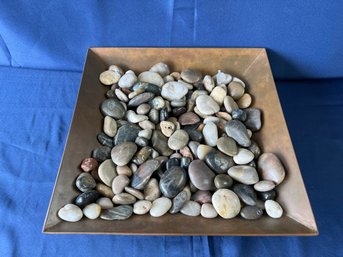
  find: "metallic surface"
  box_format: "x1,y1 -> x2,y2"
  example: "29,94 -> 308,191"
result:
43,48 -> 317,235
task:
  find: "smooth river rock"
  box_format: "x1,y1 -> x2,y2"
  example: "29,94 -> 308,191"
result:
201,203 -> 218,218
103,116 -> 117,137
188,160 -> 216,190
265,200 -> 283,218
98,159 -> 117,186
203,122 -> 218,147
58,204 -> 83,222
214,174 -> 233,189
114,123 -> 140,145
233,148 -> 254,165
161,82 -> 188,101
216,136 -> 238,156
196,95 -> 220,115
112,175 -> 130,194
76,172 -> 96,192
133,200 -> 153,215
80,157 -> 98,172
240,206 -> 263,220
128,92 -> 155,107
150,197 -> 172,217
258,153 -> 286,185
191,190 -> 212,204
254,180 -> 276,192
225,120 -> 251,147
169,190 -> 188,214
100,98 -> 125,119
258,190 -> 277,201
168,129 -> 189,150
151,130 -> 173,156
74,190 -> 101,208
149,62 -> 170,77
205,150 -> 234,174
118,70 -> 137,88
138,71 -> 164,86
180,201 -> 201,216
96,197 -> 114,209
97,132 -> 114,148
83,203 -> 101,219
100,205 -> 133,220
181,69 -> 202,83
212,189 -> 241,219
144,178 -> 161,201
228,165 -> 259,185
233,184 -> 257,206
92,146 -> 111,162
244,108 -> 262,131
111,142 -> 137,166
131,160 -> 161,190
178,112 -> 200,125
160,166 -> 187,198
112,193 -> 136,205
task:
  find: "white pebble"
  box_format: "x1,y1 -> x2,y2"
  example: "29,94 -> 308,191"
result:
83,203 -> 101,219
265,200 -> 283,218
58,204 -> 83,222
96,197 -> 114,209
150,197 -> 172,217
201,203 -> 218,218
233,148 -> 255,164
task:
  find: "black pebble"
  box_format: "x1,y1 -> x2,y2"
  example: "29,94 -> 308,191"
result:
74,190 -> 101,208
258,190 -> 277,201
97,132 -> 114,147
92,146 -> 111,162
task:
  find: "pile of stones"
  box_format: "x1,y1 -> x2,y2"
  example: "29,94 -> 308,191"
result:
58,63 -> 285,222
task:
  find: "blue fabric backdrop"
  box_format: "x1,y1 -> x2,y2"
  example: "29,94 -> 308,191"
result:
0,1 -> 342,257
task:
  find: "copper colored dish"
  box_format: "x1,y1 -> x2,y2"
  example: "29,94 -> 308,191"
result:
43,48 -> 318,235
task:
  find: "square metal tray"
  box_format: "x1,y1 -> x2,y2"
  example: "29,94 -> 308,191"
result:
43,48 -> 318,235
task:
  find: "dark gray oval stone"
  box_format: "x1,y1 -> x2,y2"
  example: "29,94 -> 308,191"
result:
214,174 -> 233,189
225,120 -> 251,147
135,136 -> 149,147
149,108 -> 159,124
128,92 -> 155,107
183,123 -> 203,142
233,184 -> 257,206
100,205 -> 133,220
100,98 -> 125,119
180,157 -> 191,169
160,167 -> 187,198
74,190 -> 101,208
132,82 -> 161,95
169,191 -> 188,214
166,158 -> 180,170
205,150 -> 235,174
248,140 -> 261,159
92,146 -> 112,162
131,159 -> 161,189
258,190 -> 277,201
244,108 -> 262,131
159,107 -> 169,121
75,173 -> 96,192
106,89 -> 116,98
231,109 -> 247,121
114,123 -> 140,145
172,107 -> 187,116
97,132 -> 114,147
151,130 -> 173,156
240,206 -> 263,220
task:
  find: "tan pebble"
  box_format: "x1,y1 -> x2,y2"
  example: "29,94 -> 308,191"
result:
128,89 -> 144,99
96,197 -> 114,209
228,81 -> 245,100
99,70 -> 121,85
115,89 -> 128,102
134,200 -> 153,215
223,95 -> 239,113
103,116 -> 117,137
108,65 -> 124,75
83,203 -> 101,219
237,93 -> 252,108
247,129 -> 252,138
180,146 -> 193,160
160,121 -> 176,137
116,165 -> 132,177
96,183 -> 114,198
144,178 -> 161,201
125,187 -> 144,200
210,86 -> 227,105
112,193 -> 136,205
170,71 -> 181,80
216,112 -> 231,121
111,175 -> 130,194
197,144 -> 213,160
98,159 -> 117,187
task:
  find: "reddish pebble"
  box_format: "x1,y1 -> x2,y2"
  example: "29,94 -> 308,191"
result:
178,112 -> 200,125
81,158 -> 98,172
